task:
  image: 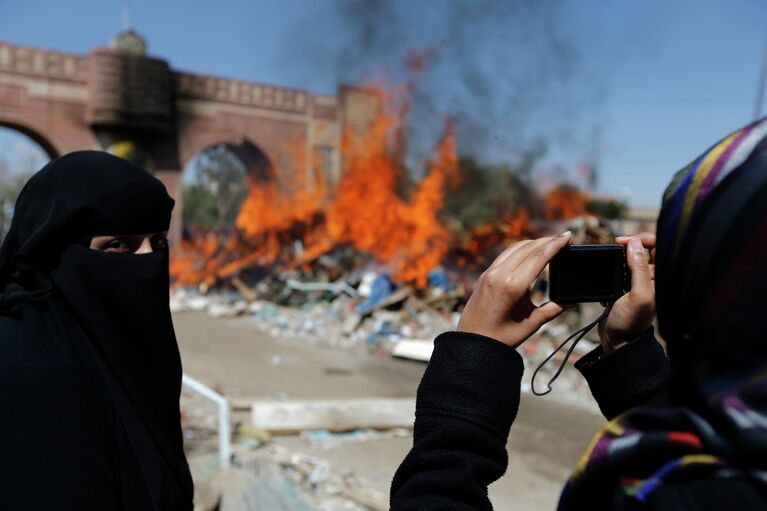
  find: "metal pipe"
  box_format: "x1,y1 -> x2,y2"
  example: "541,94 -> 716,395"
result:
181,373 -> 231,470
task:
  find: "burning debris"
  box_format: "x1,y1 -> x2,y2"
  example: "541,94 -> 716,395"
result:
171,82 -> 463,290
171,74 -> 626,494
175,141 -> 618,510
170,73 -> 614,294
169,70 -> 623,387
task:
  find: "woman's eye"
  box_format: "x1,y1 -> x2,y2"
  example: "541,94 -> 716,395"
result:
103,239 -> 131,253
152,236 -> 169,251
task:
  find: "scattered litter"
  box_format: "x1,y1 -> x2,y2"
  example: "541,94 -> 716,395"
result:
237,425 -> 273,449
355,275 -> 394,315
176,217 -> 618,510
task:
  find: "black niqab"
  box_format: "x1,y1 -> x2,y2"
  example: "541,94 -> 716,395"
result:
0,151 -> 193,509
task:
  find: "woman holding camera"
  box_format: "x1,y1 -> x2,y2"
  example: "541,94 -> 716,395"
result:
391,116 -> 767,510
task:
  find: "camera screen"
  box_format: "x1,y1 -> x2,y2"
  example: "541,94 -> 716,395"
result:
559,251 -> 617,296
550,245 -> 627,302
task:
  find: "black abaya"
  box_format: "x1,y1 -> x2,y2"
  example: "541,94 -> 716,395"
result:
0,151 -> 193,510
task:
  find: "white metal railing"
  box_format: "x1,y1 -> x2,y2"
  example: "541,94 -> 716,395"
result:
181,374 -> 231,469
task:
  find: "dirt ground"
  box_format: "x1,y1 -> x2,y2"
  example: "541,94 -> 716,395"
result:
174,312 -> 605,510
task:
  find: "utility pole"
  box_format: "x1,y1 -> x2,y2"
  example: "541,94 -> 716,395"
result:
754,36 -> 767,121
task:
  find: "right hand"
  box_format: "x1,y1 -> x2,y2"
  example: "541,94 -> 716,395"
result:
457,233 -> 574,349
598,233 -> 657,354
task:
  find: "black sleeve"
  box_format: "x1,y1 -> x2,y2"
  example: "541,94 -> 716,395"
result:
574,332 -> 672,420
390,331 -> 524,511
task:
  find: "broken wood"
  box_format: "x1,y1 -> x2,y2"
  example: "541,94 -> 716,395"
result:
374,285 -> 414,310
249,398 -> 415,433
230,275 -> 257,302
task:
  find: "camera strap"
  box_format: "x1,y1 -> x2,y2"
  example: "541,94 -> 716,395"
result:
531,311 -> 608,396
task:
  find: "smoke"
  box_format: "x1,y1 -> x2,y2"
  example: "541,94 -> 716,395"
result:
281,0 -> 603,181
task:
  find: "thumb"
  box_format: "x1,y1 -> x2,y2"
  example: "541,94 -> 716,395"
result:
529,300 -> 567,329
627,237 -> 653,300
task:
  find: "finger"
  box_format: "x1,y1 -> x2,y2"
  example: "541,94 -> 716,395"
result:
500,236 -> 554,271
479,236 -> 567,303
488,239 -> 533,270
616,232 -> 656,250
512,233 -> 573,285
503,231 -> 572,274
627,237 -> 654,304
487,237 -> 552,282
619,233 -> 656,268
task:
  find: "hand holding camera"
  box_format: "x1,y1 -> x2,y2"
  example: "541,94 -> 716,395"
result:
458,231 -> 657,356
457,232 -> 574,349
598,233 -> 656,354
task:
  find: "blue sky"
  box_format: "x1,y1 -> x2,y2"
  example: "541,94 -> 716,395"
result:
1,0 -> 766,208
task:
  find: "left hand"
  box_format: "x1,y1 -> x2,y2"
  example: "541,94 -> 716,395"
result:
598,233 -> 657,354
457,232 -> 574,349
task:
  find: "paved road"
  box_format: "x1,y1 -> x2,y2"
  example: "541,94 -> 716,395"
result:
173,312 -> 604,510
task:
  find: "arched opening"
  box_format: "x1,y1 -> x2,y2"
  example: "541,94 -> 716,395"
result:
181,140 -> 273,234
0,122 -> 58,161
172,133 -> 336,289
0,125 -> 54,236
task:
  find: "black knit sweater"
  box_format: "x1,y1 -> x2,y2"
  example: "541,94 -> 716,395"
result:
390,332 -> 767,510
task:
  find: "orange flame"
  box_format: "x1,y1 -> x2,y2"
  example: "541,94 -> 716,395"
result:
454,208 -> 532,269
544,185 -> 589,221
320,90 -> 459,287
236,138 -> 327,237
170,138 -> 328,285
170,85 -> 460,289
172,74 -> 563,289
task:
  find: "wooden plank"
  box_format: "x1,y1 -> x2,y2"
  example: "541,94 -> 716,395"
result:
375,285 -> 414,310
391,339 -> 434,362
250,398 -> 415,433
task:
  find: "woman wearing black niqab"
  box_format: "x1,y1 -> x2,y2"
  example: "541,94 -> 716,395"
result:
0,151 -> 193,509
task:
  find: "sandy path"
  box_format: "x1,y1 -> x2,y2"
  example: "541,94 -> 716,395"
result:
174,312 -> 604,510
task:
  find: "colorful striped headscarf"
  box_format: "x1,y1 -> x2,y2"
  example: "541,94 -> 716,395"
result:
559,116 -> 767,509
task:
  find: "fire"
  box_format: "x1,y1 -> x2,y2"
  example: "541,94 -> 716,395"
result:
170,137 -> 328,286
453,208 -> 532,270
171,84 -> 460,289
170,231 -> 225,287
544,184 -> 589,221
236,138 -> 327,237
504,208 -> 530,239
170,66 -> 599,291
322,91 -> 458,287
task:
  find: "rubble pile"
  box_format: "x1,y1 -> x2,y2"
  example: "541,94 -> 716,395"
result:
183,414 -> 409,511
176,217 -> 619,510
171,264 -> 464,351
172,217 -> 615,391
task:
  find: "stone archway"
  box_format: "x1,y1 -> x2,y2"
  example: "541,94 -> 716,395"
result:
0,124 -> 54,237
0,119 -> 61,160
177,139 -> 274,242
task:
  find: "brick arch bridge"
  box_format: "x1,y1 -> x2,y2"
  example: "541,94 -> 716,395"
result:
0,39 -> 378,243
